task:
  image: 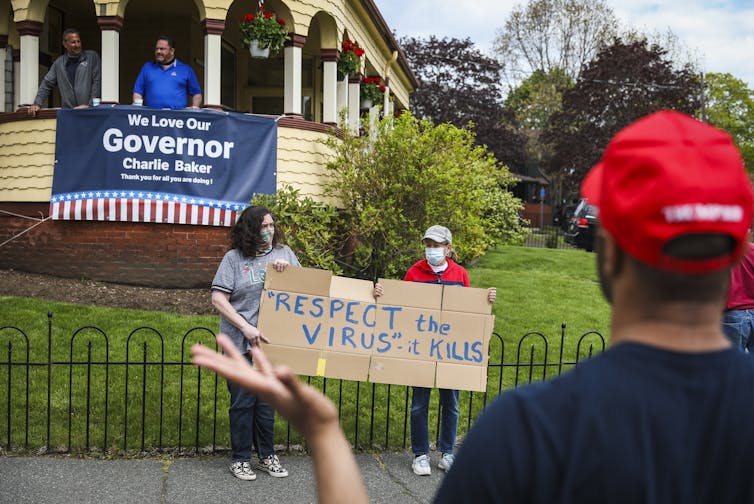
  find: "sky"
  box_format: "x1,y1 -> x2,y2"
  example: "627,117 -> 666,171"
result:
372,0 -> 754,89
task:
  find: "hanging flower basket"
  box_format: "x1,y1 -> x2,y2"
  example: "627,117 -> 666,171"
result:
338,39 -> 364,79
240,8 -> 290,57
249,40 -> 270,59
360,76 -> 385,108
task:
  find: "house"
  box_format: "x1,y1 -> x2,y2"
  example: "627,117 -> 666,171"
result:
0,0 -> 417,287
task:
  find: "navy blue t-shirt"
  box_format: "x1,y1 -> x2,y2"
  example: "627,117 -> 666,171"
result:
435,342 -> 754,503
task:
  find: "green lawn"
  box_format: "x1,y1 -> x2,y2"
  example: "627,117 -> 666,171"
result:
0,245 -> 611,454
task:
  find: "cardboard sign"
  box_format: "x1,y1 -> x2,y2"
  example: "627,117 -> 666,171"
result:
257,266 -> 495,392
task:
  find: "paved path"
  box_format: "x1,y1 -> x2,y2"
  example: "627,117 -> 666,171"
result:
0,451 -> 447,503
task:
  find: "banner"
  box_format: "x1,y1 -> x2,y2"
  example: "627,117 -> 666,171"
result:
49,106 -> 278,226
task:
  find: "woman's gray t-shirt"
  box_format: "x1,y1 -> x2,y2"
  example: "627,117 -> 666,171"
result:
211,246 -> 300,352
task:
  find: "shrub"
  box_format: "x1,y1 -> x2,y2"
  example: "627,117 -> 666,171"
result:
322,111 -> 524,280
250,185 -> 343,274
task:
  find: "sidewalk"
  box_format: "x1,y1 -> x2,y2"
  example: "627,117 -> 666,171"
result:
0,451 -> 446,504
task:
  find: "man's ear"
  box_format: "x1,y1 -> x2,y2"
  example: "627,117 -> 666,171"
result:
598,227 -> 624,279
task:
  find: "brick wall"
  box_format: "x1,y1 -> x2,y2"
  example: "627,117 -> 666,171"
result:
0,203 -> 230,288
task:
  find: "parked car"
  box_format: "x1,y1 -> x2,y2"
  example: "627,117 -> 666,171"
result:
565,199 -> 598,251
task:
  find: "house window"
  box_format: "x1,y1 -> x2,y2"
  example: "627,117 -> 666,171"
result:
248,57 -> 314,118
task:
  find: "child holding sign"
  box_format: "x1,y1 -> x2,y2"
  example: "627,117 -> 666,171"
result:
374,225 -> 496,476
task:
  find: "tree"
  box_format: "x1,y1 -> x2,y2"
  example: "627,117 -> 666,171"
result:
504,68 -> 573,201
399,35 -> 529,172
494,0 -> 618,84
704,72 -> 754,175
322,112 -> 524,281
543,38 -> 702,199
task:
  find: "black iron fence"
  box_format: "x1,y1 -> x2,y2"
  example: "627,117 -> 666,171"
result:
0,312 -> 605,455
523,225 -> 576,250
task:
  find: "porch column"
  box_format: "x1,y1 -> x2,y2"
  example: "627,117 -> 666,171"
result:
12,48 -> 19,109
383,77 -> 392,117
97,16 -> 123,103
283,34 -> 305,116
347,74 -> 361,134
15,20 -> 42,106
321,48 -> 337,124
0,36 -> 7,112
337,76 -> 348,121
202,19 -> 224,108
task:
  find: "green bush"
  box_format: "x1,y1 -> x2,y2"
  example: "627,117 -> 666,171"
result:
251,185 -> 343,274
322,112 -> 524,280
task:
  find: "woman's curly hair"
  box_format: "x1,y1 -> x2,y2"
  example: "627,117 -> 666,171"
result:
230,205 -> 284,257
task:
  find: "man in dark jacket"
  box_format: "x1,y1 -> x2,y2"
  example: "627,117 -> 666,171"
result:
29,28 -> 101,116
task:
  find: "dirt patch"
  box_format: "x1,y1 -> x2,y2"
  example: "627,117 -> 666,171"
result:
0,269 -> 214,315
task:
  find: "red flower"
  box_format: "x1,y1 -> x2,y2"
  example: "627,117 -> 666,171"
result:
244,13 -> 254,21
277,18 -> 286,25
264,12 -> 274,19
354,47 -> 364,57
379,85 -> 386,92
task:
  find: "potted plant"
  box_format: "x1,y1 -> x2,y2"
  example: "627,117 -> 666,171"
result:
239,8 -> 290,58
338,39 -> 364,79
360,76 -> 385,109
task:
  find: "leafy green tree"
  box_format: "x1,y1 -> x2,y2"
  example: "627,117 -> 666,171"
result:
399,35 -> 529,172
543,38 -> 702,199
504,68 -> 573,201
250,185 -> 342,273
704,72 -> 754,175
322,112 -> 524,280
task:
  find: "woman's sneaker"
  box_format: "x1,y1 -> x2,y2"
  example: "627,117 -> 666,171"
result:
258,454 -> 289,478
438,452 -> 455,472
229,461 -> 256,481
412,454 -> 431,475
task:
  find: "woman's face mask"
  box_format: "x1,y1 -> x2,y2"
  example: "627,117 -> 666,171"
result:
260,227 -> 274,244
425,247 -> 446,266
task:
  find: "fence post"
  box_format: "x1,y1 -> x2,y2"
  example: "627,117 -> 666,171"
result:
46,311 -> 52,450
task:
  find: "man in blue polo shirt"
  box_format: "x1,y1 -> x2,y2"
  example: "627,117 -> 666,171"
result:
132,35 -> 202,109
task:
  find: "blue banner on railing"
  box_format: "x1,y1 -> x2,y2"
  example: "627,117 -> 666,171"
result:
49,106 -> 277,226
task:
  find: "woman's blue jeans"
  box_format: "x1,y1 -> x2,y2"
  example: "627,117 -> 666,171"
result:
723,309 -> 754,352
227,354 -> 275,461
410,387 -> 459,456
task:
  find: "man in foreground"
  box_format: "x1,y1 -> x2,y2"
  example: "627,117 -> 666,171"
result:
29,28 -> 100,115
193,110 -> 754,502
132,35 -> 202,109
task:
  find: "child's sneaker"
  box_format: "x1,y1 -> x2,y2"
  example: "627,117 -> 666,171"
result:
438,452 -> 455,472
412,454 -> 431,475
229,460 -> 256,481
258,454 -> 289,478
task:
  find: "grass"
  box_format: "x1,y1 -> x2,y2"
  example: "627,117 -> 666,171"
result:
0,244 -> 611,454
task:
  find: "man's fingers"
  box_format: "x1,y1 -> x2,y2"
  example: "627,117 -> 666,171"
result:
250,344 -> 274,375
276,367 -> 304,398
190,343 -> 228,372
259,333 -> 271,344
215,333 -> 242,358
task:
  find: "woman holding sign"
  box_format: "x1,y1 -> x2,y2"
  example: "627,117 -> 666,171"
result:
211,206 -> 300,481
374,225 -> 496,476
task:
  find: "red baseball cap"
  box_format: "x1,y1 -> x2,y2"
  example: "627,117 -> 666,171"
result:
581,110 -> 753,273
